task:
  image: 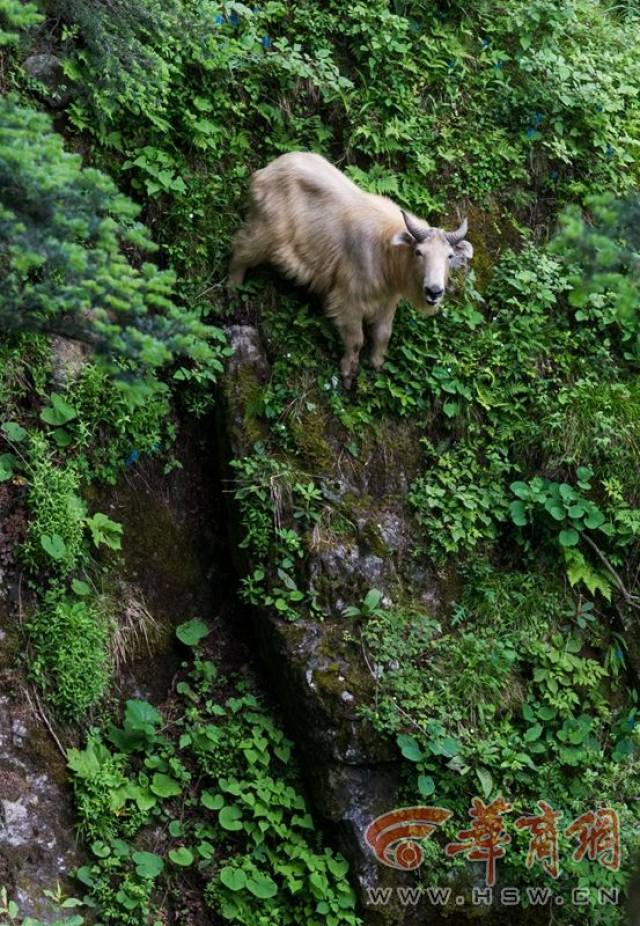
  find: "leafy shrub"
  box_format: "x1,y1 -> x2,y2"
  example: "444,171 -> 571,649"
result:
0,0 -> 41,45
552,194 -> 640,354
68,640 -> 361,926
409,442 -> 512,559
359,565 -> 638,919
54,361 -> 175,485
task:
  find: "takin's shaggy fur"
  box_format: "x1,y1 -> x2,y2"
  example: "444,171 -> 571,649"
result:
229,152 -> 473,386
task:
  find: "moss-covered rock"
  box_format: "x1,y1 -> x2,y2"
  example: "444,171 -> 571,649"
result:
219,324 -> 448,924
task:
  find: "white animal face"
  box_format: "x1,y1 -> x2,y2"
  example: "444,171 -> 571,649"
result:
414,232 -> 455,306
393,211 -> 474,309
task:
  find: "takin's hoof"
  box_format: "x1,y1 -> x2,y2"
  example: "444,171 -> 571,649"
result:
342,369 -> 359,390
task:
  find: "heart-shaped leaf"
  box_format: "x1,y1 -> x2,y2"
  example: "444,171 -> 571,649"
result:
40,533 -> 67,560
133,851 -> 164,879
169,847 -> 194,866
246,875 -> 278,899
40,394 -> 77,426
1,421 -> 27,442
418,774 -> 435,797
220,867 -> 247,891
150,773 -> 182,798
219,805 -> 243,831
559,528 -> 579,547
397,733 -> 423,762
176,619 -> 209,646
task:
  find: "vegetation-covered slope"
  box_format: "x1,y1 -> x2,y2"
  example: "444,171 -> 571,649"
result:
1,0 -> 640,924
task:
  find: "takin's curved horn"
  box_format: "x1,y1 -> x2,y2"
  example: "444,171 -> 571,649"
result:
445,218 -> 468,245
401,210 -> 429,243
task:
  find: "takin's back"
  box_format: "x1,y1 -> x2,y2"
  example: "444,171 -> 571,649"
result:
245,152 -> 405,297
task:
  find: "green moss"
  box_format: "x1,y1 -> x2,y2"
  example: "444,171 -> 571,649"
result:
22,434 -> 87,576
289,406 -> 334,470
236,364 -> 270,446
27,586 -> 110,722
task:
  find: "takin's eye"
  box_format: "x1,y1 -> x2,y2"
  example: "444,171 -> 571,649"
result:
414,248 -> 422,257
447,252 -> 455,260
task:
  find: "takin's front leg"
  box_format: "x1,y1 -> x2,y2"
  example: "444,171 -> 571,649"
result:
334,316 -> 365,390
369,303 -> 398,372
227,219 -> 271,293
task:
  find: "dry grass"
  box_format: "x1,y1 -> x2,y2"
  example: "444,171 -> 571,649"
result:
107,582 -> 163,671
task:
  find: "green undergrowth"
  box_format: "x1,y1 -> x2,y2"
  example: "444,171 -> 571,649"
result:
13,0 -> 640,295
62,624 -> 361,926
356,564 -> 637,919
3,0 -> 640,922
228,227 -> 640,921
0,342 -> 179,722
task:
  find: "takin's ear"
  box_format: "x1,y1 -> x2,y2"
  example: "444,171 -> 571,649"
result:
450,239 -> 474,269
391,228 -> 415,247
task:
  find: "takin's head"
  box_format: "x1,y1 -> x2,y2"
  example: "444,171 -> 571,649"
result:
392,211 -> 473,312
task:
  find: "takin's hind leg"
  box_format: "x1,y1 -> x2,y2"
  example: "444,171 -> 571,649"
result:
227,220 -> 272,292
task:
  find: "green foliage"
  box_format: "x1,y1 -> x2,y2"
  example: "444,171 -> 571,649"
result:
68,646 -> 361,926
342,588 -> 385,620
232,446 -> 322,621
0,0 -> 41,46
359,565 -> 639,917
0,885 -> 85,926
12,432 -> 126,575
0,95 -> 226,383
175,618 -> 209,646
28,585 -> 110,721
409,443 -> 512,559
552,194 -> 640,351
4,0 -> 640,920
50,0 -> 640,294
20,434 -> 87,574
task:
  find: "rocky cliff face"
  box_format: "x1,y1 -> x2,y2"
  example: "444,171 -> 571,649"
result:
219,325 -> 447,925
5,320 -> 638,925
0,422 -> 227,922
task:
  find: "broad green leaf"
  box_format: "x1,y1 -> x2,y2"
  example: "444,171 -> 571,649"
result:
201,790 -> 224,811
246,875 -> 278,899
559,528 -> 579,547
0,452 -> 16,481
72,578 -> 91,596
363,588 -> 383,611
524,723 -> 543,742
397,733 -> 423,762
176,618 -> 209,646
150,773 -> 182,798
40,532 -> 67,560
584,509 -> 605,529
133,851 -> 164,879
1,421 -> 27,441
40,394 -> 77,426
220,867 -> 247,891
85,512 -> 123,550
169,847 -> 194,866
509,500 -> 527,526
476,767 -> 493,798
219,805 -> 243,830
125,699 -> 161,730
